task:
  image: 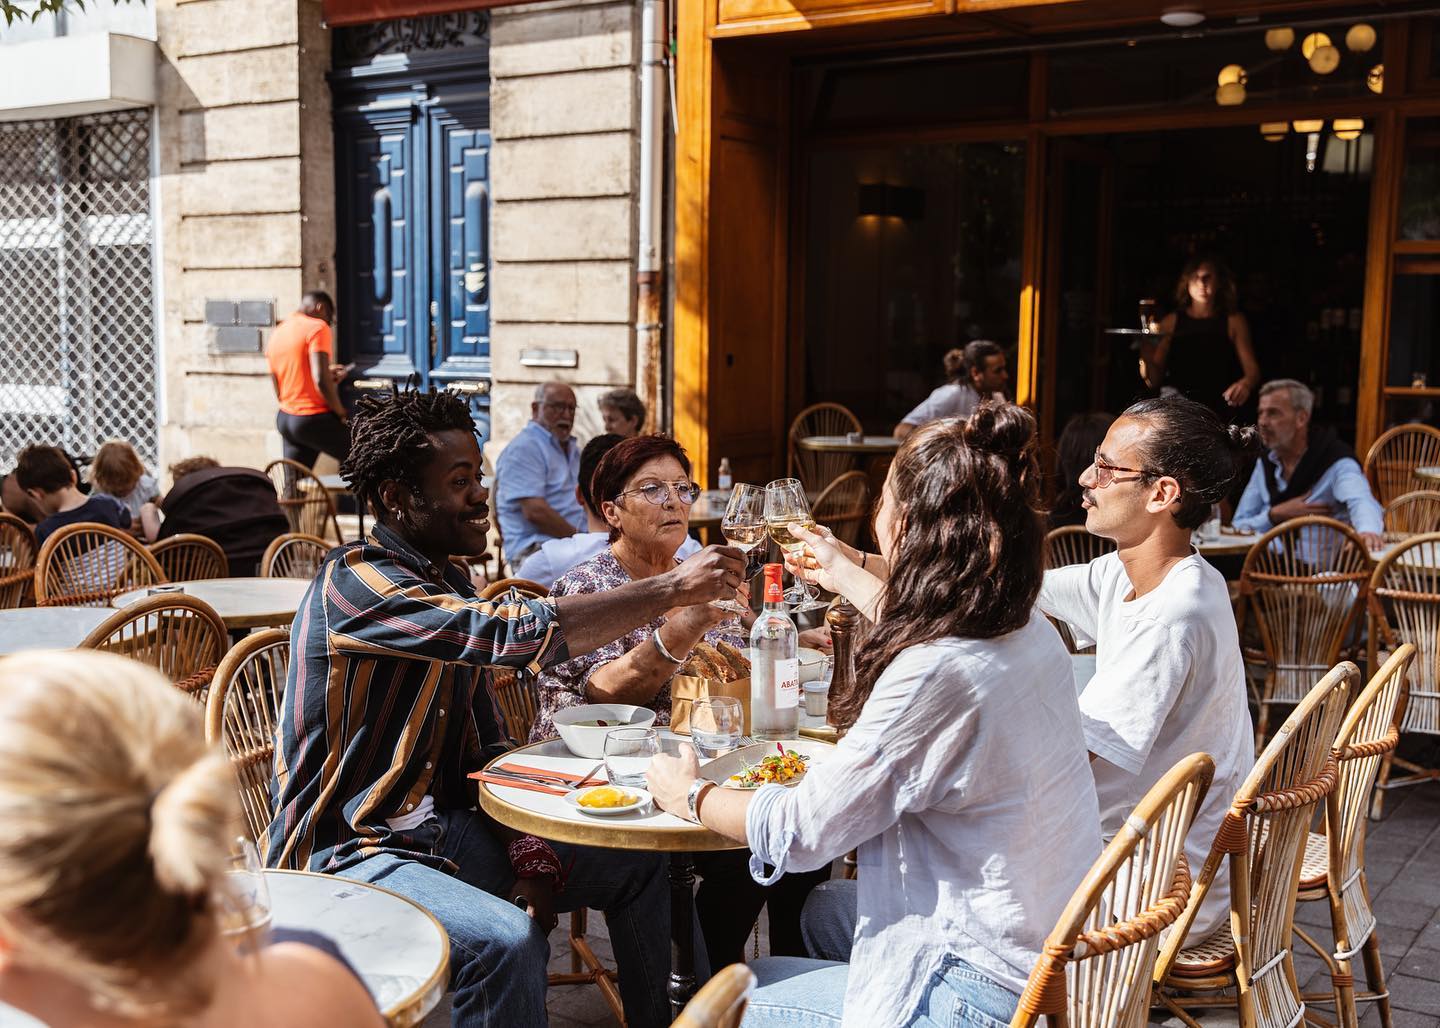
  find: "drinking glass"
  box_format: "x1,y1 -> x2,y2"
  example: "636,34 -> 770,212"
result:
764,478 -> 826,612
604,727 -> 660,788
690,696 -> 744,758
715,483 -> 766,614
217,835 -> 272,952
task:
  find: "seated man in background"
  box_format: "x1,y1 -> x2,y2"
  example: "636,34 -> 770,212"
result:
1232,378 -> 1383,552
141,457 -> 289,575
892,339 -> 1009,440
14,445 -> 129,545
495,381 -> 586,566
518,433 -> 701,588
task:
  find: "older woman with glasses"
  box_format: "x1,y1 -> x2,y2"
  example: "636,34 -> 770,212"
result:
532,433 -> 830,972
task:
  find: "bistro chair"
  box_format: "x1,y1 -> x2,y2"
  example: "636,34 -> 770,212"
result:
34,523 -> 165,607
1294,644 -> 1413,1028
265,458 -> 343,543
0,512 -> 37,608
149,533 -> 228,582
787,402 -> 863,497
481,578 -> 549,601
1382,489 -> 1440,542
1043,526 -> 1116,655
206,629 -> 290,843
261,532 -> 331,580
1153,662 -> 1353,1028
673,963 -> 756,1028
1012,753 -> 1214,1027
1362,424 -> 1440,508
79,593 -> 229,704
811,470 -> 871,547
1239,516 -> 1371,750
1366,533 -> 1440,816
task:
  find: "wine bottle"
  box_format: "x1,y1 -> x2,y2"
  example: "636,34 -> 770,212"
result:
750,563 -> 799,740
717,457 -> 733,492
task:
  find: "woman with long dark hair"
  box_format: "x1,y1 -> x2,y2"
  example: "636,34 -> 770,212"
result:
647,404 -> 1102,1027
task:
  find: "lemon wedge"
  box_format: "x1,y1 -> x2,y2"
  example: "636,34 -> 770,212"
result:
577,786 -> 638,809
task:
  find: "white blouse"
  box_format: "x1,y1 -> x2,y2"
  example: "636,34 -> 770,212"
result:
745,614 -> 1103,1027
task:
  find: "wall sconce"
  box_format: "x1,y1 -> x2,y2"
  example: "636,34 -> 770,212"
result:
1260,122 -> 1289,141
857,184 -> 925,221
1333,118 -> 1365,140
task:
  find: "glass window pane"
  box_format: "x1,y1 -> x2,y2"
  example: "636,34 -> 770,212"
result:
1399,118 -> 1440,241
799,56 -> 1028,132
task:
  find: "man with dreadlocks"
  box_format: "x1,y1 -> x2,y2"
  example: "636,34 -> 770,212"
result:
265,387 -> 746,1027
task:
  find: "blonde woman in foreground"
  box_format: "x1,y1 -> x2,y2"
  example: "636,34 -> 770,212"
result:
0,650 -> 382,1028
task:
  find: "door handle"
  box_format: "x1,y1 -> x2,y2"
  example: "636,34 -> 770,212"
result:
352,378 -> 392,391
447,380 -> 489,396
429,299 -> 439,362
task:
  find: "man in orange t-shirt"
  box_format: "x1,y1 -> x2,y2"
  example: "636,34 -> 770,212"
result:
265,291 -> 352,468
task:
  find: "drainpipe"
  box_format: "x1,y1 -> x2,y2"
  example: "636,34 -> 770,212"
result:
636,0 -> 666,428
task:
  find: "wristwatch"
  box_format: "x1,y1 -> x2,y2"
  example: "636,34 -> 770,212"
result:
686,778 -> 716,824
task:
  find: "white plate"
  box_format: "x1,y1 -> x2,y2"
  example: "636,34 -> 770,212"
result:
701,738 -> 829,790
562,786 -> 654,817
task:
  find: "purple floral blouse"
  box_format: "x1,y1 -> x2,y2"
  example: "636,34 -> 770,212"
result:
530,546 -> 746,742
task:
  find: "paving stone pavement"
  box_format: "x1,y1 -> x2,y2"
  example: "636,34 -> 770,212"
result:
420,786 -> 1440,1026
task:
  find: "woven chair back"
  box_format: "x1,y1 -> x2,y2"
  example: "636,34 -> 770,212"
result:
673,963 -> 756,1028
1363,424 -> 1440,507
261,532 -> 331,580
0,512 -> 37,608
1368,533 -> 1440,737
1012,753 -> 1214,1028
787,403 -> 864,496
1240,516 -> 1371,708
265,459 -> 342,543
480,577 -> 548,601
206,629 -> 290,842
149,533 -> 228,582
812,471 -> 871,547
1156,662 -> 1353,1028
1043,527 -> 1117,655
1325,644 -> 1413,959
34,523 -> 165,607
79,593 -> 230,703
475,578 -> 547,743
1383,489 -> 1440,541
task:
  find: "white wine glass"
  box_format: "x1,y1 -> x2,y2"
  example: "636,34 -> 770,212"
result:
764,478 -> 826,613
716,483 -> 765,614
218,835 -> 272,954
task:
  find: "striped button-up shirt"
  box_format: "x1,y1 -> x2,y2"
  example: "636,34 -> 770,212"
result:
264,524 -> 569,874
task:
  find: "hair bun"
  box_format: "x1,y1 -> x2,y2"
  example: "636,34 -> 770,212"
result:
1225,423 -> 1263,456
147,750 -> 234,898
963,401 -> 1036,461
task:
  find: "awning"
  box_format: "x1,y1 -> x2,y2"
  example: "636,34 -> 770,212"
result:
0,33 -> 156,122
323,0 -> 527,27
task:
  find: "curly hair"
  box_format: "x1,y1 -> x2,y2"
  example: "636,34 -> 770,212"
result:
831,403 -> 1046,737
339,386 -> 475,518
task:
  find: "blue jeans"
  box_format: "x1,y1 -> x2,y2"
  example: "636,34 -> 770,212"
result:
742,880 -> 1019,1027
337,808 -> 671,1028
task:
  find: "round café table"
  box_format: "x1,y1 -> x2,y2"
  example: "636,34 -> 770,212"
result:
0,606 -> 114,655
266,869 -> 448,1026
795,434 -> 901,456
1192,531 -> 1263,557
476,736 -> 755,1016
112,577 -> 310,630
688,491 -> 725,542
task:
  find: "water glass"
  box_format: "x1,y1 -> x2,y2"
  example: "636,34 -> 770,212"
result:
604,727 -> 659,788
218,835 -> 272,952
690,696 -> 744,758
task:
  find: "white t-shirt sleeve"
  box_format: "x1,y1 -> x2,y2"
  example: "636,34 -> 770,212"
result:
1078,617 -> 1193,776
1038,563 -> 1102,642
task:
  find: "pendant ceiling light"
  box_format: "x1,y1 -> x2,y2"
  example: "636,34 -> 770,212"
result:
1333,118 -> 1365,140
1345,24 -> 1377,53
1264,27 -> 1295,51
1368,64 -> 1385,94
1260,122 -> 1289,142
1217,64 -> 1247,87
1309,44 -> 1341,74
1292,119 -> 1324,133
1160,7 -> 1204,28
1216,83 -> 1246,106
1301,32 -> 1332,60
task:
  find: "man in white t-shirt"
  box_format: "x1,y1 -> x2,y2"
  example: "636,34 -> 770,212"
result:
1038,396 -> 1257,942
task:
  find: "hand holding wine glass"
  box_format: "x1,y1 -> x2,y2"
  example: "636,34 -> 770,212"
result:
764,478 -> 826,612
715,483 -> 765,614
784,521 -> 856,595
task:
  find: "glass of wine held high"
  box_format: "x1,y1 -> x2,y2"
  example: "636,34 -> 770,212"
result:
764,477 -> 827,613
715,483 -> 765,615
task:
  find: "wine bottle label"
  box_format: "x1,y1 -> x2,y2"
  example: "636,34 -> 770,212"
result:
775,658 -> 799,709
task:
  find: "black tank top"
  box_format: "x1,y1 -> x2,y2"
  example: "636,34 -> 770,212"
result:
1165,310 -> 1244,418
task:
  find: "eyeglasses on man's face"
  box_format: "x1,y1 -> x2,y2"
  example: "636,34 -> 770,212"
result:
616,480 -> 700,506
1088,451 -> 1156,489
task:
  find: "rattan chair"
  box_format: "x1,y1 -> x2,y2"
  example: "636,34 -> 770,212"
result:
0,512 -> 37,608
34,523 -> 165,607
1294,644 -> 1413,1028
1012,753 -> 1214,1027
1363,424 -> 1440,508
480,577 -> 549,601
260,532 -> 331,580
812,470 -> 871,547
1043,526 -> 1117,655
1366,533 -> 1440,816
1382,489 -> 1440,541
673,963 -> 756,1028
1239,516 -> 1371,750
1153,662 -> 1354,1028
79,593 -> 230,703
265,458 -> 343,543
787,402 -> 864,496
149,533 -> 228,582
206,629 -> 290,842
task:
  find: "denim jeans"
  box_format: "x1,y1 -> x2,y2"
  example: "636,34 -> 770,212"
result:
741,879 -> 1020,1028
337,808 -> 672,1028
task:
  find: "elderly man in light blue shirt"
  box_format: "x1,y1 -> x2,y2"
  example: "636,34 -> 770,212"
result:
496,381 -> 587,565
1233,379 -> 1383,560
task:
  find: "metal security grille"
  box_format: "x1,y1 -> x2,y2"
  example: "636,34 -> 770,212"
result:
0,108 -> 157,470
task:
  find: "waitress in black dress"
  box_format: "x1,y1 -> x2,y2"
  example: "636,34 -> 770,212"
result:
1140,257 -> 1261,422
